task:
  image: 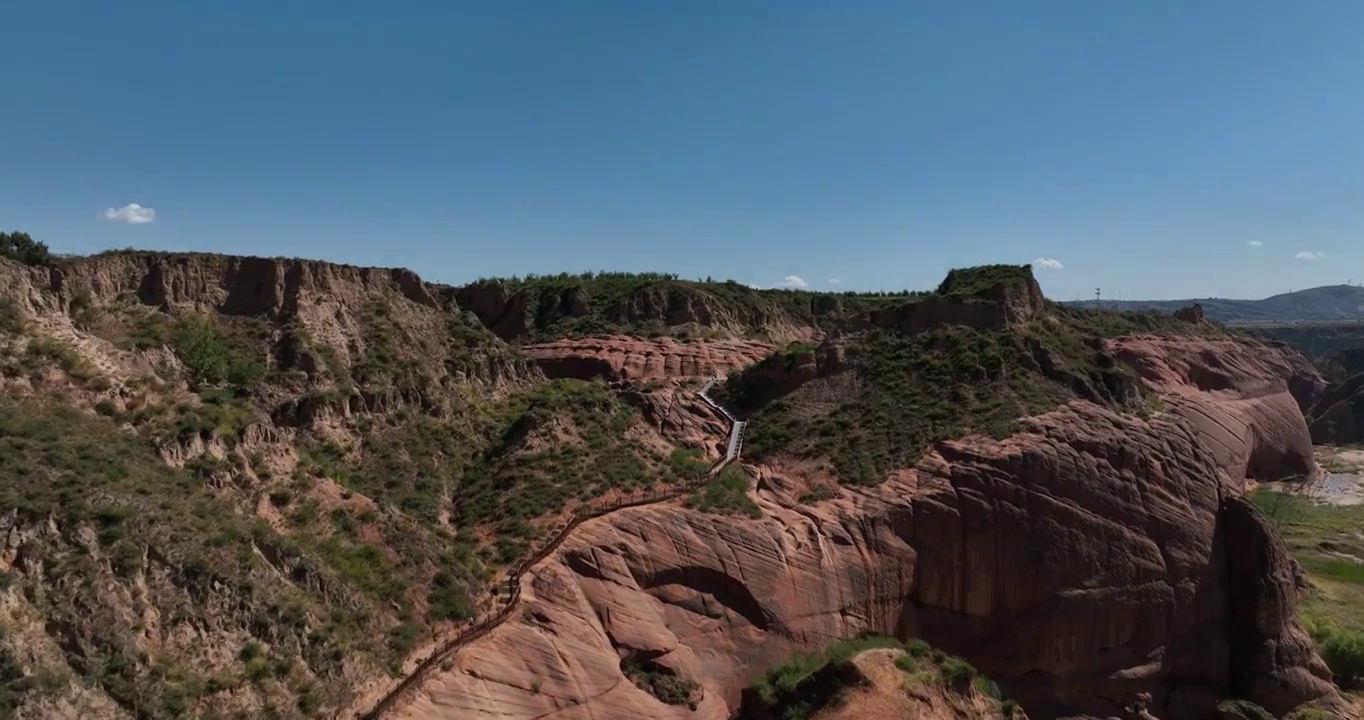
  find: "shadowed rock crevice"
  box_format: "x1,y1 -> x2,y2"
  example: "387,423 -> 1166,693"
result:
1219,497 -> 1337,717
639,566 -> 775,632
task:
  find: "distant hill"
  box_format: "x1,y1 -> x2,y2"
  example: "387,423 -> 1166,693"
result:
1065,284 -> 1364,325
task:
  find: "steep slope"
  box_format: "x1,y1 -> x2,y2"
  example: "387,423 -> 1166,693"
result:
0,252 -> 730,719
452,272 -> 914,343
1246,325 -> 1364,371
1306,373 -> 1364,445
392,268 -> 1348,720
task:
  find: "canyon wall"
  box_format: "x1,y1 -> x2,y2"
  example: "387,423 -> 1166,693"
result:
395,337 -> 1345,720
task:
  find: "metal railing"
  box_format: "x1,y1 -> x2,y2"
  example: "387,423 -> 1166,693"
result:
699,373 -> 746,461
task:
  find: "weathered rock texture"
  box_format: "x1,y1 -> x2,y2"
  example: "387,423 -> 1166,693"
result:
1307,373 -> 1364,445
453,279 -> 834,344
870,275 -> 1046,334
394,338 -> 1347,720
1108,336 -> 1323,483
521,336 -> 774,382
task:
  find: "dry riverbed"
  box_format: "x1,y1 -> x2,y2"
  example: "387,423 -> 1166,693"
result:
1259,446 -> 1364,506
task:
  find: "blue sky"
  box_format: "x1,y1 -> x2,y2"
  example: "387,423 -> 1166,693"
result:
4,1 -> 1364,300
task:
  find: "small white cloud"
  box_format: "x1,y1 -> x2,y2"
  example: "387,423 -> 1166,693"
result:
1032,257 -> 1064,270
1247,241 -> 1263,247
103,203 -> 156,224
827,278 -> 842,285
780,275 -> 808,289
1295,251 -> 1326,261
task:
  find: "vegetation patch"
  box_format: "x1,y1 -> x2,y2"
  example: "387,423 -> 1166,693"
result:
745,636 -> 1005,720
455,379 -> 662,531
732,278 -> 1213,486
1250,489 -> 1364,688
934,264 -> 1035,299
622,658 -> 700,710
686,463 -> 760,518
0,395 -> 383,717
741,327 -> 1072,485
460,271 -> 916,342
0,231 -> 53,266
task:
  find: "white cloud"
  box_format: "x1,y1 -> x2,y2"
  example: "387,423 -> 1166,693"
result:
103,203 -> 156,224
1247,241 -> 1263,247
1032,257 -> 1064,270
827,278 -> 842,285
1295,251 -> 1326,261
780,275 -> 808,289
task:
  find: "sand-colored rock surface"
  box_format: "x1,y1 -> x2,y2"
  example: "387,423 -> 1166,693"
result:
521,336 -> 774,382
392,337 -> 1347,720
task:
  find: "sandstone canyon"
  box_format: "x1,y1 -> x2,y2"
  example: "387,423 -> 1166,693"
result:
0,251 -> 1354,720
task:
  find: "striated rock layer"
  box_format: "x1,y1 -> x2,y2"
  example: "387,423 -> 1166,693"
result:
521,336 -> 774,382
394,337 -> 1347,720
1108,335 -> 1323,483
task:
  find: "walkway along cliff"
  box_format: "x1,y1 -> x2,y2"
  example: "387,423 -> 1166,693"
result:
352,373 -> 749,719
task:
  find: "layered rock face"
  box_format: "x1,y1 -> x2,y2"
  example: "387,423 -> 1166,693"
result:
521,336 -> 774,382
5,251 -> 441,316
394,338 -> 1345,720
453,279 -> 831,343
870,275 -> 1046,334
1108,336 -> 1323,483
0,252 -> 536,392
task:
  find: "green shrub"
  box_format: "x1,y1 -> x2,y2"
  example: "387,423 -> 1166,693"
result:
751,635 -> 903,719
622,660 -> 699,709
1217,699 -> 1276,720
0,231 -> 52,266
904,638 -> 934,658
1320,628 -> 1364,688
685,464 -> 760,518
938,656 -> 977,687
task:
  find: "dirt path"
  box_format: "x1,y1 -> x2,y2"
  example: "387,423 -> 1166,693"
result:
347,381 -> 739,720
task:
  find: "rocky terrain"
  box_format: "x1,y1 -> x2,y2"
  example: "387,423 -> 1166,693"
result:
0,244 -> 1355,720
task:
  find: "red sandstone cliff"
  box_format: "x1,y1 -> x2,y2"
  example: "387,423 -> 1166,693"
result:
392,337 -> 1346,720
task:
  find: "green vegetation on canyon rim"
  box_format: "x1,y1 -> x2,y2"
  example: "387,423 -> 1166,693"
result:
456,270 -> 921,341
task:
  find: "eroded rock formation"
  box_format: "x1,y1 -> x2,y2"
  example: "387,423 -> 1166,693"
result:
393,338 -> 1347,720
521,336 -> 774,382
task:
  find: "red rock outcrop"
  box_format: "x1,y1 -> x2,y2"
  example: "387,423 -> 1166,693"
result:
393,339 -> 1347,720
521,336 -> 775,382
1108,336 -> 1324,483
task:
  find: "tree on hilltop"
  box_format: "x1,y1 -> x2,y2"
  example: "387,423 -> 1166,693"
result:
0,231 -> 53,266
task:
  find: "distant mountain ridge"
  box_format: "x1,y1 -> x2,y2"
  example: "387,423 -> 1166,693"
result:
1064,284 -> 1364,325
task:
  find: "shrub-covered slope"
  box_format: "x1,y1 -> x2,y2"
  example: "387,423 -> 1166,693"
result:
724,267 -> 1224,486
0,251 -> 715,718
